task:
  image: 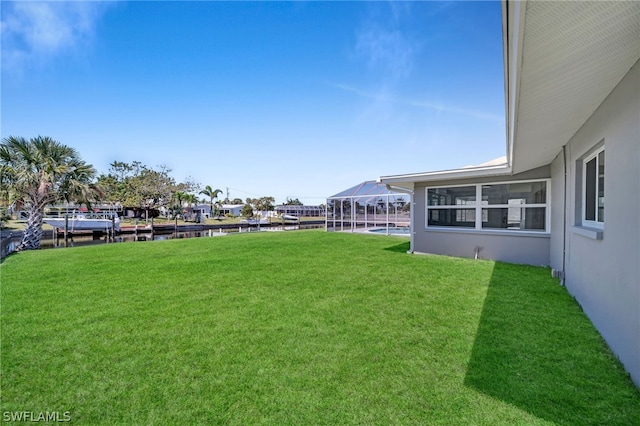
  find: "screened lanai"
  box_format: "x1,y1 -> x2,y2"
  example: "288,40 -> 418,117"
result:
326,181 -> 411,233
275,205 -> 325,217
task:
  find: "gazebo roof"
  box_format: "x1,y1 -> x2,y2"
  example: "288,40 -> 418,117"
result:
328,181 -> 401,199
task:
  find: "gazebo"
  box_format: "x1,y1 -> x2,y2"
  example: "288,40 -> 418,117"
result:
326,181 -> 410,233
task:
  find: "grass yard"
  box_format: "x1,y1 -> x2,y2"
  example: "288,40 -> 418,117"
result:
1,231 -> 639,425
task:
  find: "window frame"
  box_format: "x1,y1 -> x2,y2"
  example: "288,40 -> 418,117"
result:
581,147 -> 604,229
425,179 -> 550,233
425,184 -> 478,229
425,184 -> 478,230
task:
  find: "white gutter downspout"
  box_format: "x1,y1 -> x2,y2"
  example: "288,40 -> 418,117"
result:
561,144 -> 568,285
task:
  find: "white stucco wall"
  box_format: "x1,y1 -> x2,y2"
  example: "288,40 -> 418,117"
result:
550,60 -> 640,385
412,166 -> 551,265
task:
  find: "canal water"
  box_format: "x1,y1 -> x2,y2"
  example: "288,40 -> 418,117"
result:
1,224 -> 324,258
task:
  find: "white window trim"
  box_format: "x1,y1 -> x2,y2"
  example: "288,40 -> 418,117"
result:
425,183 -> 478,230
425,179 -> 551,234
581,146 -> 604,230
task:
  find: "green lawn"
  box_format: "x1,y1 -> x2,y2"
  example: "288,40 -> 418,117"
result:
1,231 -> 639,425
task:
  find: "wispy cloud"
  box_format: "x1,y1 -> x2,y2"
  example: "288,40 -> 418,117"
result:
1,1 -> 113,73
353,3 -> 419,82
355,26 -> 415,81
351,1 -> 455,83
329,82 -> 504,122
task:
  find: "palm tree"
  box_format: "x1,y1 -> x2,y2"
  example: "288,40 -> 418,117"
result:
172,191 -> 187,218
0,136 -> 99,251
183,193 -> 197,206
182,193 -> 199,221
200,185 -> 222,218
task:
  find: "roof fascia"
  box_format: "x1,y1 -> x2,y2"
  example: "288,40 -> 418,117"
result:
505,0 -> 527,169
378,163 -> 512,186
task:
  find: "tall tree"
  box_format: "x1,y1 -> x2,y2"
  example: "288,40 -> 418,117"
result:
200,185 -> 222,218
0,136 -> 99,251
241,203 -> 254,219
134,165 -> 175,220
96,161 -> 195,221
247,196 -> 275,212
283,197 -> 303,206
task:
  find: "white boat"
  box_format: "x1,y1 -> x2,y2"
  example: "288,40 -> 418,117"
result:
240,218 -> 270,225
44,215 -> 120,232
282,214 -> 299,221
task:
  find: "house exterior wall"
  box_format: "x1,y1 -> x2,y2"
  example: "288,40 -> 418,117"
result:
412,166 -> 551,265
550,61 -> 640,385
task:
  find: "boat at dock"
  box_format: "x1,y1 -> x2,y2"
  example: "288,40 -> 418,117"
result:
240,218 -> 270,225
44,214 -> 120,232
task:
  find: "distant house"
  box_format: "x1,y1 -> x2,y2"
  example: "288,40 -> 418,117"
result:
185,204 -> 212,221
122,206 -> 160,219
379,2 -> 639,385
182,204 -> 245,220
219,204 -> 244,217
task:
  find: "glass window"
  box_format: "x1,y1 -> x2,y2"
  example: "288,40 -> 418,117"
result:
428,209 -> 475,227
597,150 -> 604,222
426,180 -> 549,232
585,157 -> 596,221
482,182 -> 546,205
482,207 -> 546,230
583,148 -> 604,225
427,186 -> 476,206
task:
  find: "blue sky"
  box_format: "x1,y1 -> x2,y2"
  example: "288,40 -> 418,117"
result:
1,1 -> 505,205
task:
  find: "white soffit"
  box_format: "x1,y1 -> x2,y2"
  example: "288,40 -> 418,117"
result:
512,1 -> 640,173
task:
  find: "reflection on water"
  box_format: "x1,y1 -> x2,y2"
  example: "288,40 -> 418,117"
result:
2,224 -> 323,257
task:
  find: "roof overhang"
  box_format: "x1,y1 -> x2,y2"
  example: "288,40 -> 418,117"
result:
379,0 -> 640,187
507,0 -> 640,174
378,163 -> 511,189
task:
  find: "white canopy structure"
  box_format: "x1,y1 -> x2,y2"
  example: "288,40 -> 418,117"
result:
326,181 -> 410,233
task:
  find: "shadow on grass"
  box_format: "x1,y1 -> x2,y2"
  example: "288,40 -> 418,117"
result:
464,262 -> 640,425
383,241 -> 410,253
